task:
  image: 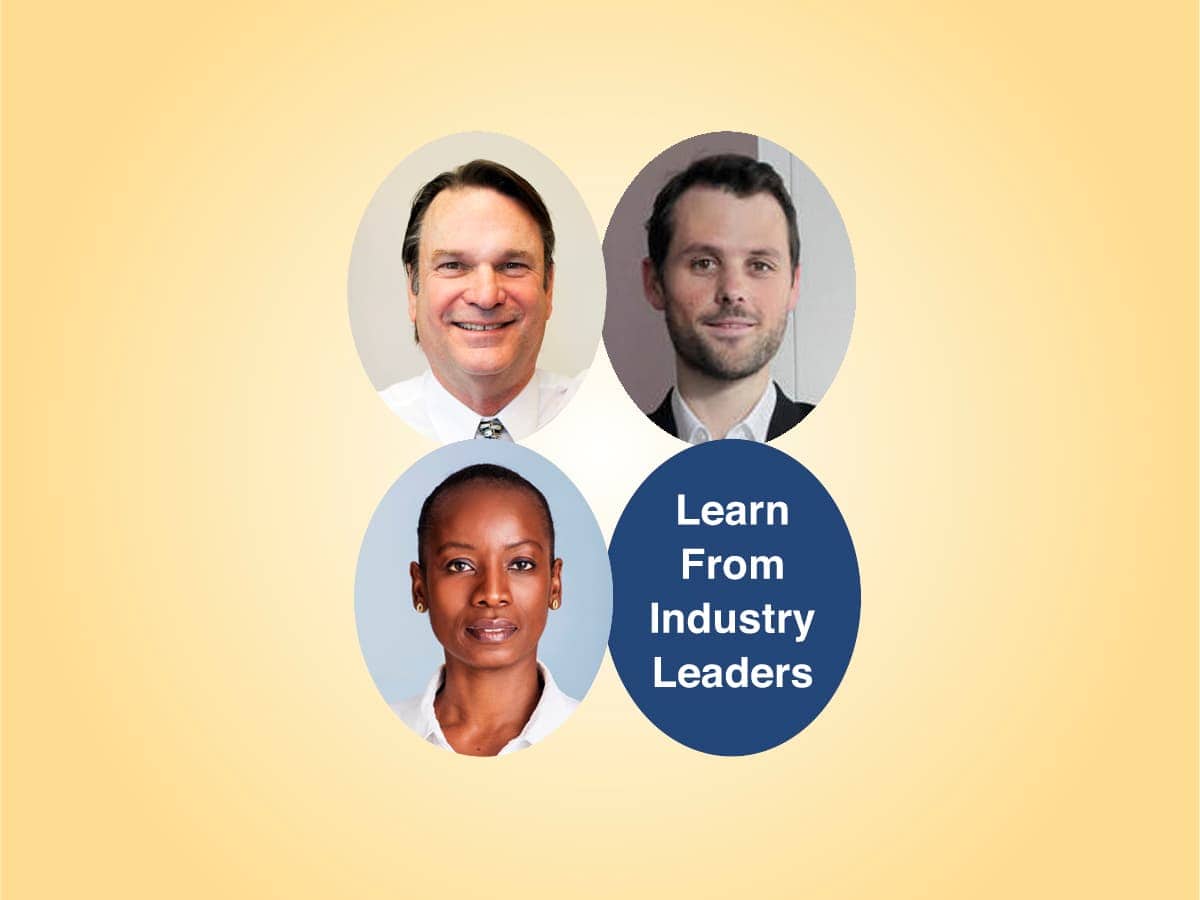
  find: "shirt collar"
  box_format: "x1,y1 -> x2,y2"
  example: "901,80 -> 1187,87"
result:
408,662 -> 576,755
423,369 -> 541,443
672,381 -> 777,444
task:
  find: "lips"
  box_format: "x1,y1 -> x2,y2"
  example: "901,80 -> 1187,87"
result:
453,321 -> 513,332
465,618 -> 519,643
703,317 -> 757,334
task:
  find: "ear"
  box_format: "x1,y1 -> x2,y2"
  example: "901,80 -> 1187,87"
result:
787,264 -> 801,313
549,558 -> 563,610
410,561 -> 428,612
642,257 -> 666,312
406,266 -> 419,323
544,263 -> 555,319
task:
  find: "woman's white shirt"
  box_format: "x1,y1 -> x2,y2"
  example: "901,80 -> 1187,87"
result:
391,662 -> 579,755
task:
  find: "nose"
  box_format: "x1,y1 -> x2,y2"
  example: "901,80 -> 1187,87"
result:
466,266 -> 505,309
717,269 -> 748,305
473,565 -> 511,607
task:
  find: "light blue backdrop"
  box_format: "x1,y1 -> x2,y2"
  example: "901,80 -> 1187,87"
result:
356,441 -> 613,704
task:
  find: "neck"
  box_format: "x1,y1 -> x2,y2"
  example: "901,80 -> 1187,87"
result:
429,364 -> 534,418
675,363 -> 771,439
434,656 -> 542,731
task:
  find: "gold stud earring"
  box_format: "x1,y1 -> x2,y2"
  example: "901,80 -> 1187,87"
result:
549,598 -> 560,610
415,602 -> 426,613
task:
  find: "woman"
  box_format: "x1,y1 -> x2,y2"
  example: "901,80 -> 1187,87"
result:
392,463 -> 578,756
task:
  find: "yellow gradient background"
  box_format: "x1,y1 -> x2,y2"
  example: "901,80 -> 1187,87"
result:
3,2 -> 1196,897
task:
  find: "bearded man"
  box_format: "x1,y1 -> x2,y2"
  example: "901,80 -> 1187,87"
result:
642,154 -> 813,442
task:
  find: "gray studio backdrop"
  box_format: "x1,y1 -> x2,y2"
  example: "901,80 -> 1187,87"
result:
355,441 -> 613,706
349,133 -> 605,391
602,131 -> 855,413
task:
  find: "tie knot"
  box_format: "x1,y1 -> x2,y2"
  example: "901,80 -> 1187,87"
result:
476,418 -> 506,440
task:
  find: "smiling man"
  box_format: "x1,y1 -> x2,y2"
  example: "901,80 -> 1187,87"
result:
643,154 -> 813,443
378,160 -> 581,443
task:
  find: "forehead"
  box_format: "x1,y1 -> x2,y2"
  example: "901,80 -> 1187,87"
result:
425,481 -> 550,537
669,186 -> 789,254
421,186 -> 544,261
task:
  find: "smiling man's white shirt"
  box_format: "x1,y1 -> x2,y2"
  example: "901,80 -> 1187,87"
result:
392,662 -> 579,756
379,368 -> 582,443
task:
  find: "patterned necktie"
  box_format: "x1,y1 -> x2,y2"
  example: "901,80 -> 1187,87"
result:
476,418 -> 506,440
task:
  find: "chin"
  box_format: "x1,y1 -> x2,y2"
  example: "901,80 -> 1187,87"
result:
457,647 -> 533,671
450,353 -> 519,378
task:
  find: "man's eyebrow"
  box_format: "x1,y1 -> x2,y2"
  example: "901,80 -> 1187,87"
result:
675,243 -> 784,259
428,248 -> 539,264
676,242 -> 725,257
502,249 -> 537,262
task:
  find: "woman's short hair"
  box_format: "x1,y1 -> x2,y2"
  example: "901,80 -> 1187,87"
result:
417,464 -> 556,567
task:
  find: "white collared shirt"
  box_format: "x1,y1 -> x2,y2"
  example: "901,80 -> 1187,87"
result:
391,662 -> 579,756
378,368 -> 582,444
672,381 -> 777,444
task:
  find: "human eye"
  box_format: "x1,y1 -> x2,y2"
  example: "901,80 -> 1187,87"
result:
499,260 -> 531,274
436,259 -> 468,275
445,558 -> 475,573
689,257 -> 718,274
748,258 -> 777,274
509,558 -> 537,572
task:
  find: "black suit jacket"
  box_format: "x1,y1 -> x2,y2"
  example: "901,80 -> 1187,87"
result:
648,383 -> 813,442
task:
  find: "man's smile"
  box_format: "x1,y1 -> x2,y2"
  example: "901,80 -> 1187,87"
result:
701,313 -> 758,336
452,321 -> 514,332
